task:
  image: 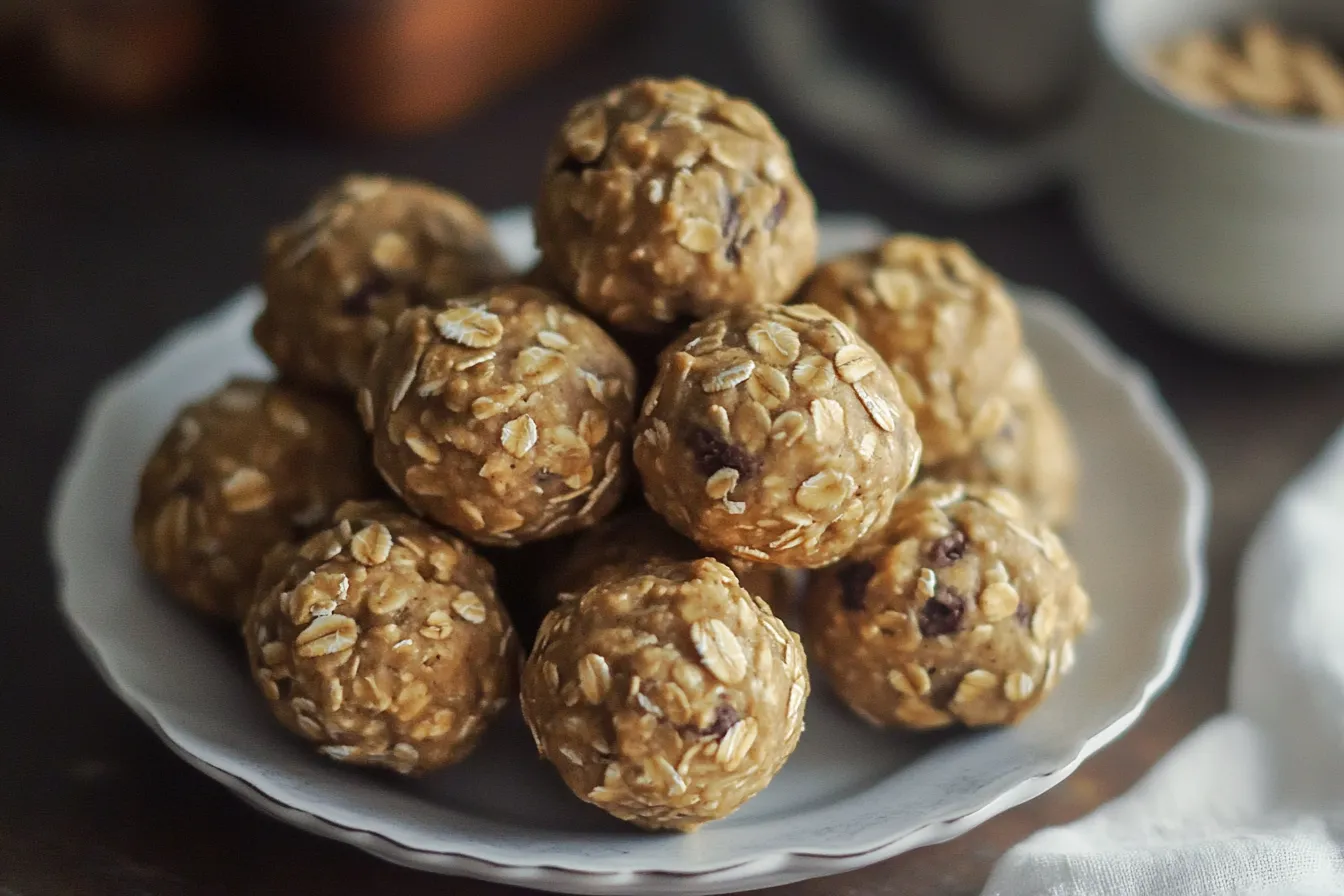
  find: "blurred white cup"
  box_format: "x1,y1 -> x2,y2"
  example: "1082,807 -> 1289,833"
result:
744,0 -> 1344,355
1076,0 -> 1344,357
916,0 -> 1091,124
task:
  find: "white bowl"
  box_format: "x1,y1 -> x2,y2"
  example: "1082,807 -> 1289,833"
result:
1077,0 -> 1344,357
50,212 -> 1208,895
915,0 -> 1090,123
741,0 -> 1344,356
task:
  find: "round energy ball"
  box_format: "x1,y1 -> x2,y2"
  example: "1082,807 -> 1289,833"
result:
534,76 -> 819,333
256,174 -> 509,391
521,557 -> 808,831
804,481 -> 1089,729
360,284 -> 636,546
244,501 -> 519,774
798,234 -> 1022,464
548,508 -> 793,620
634,304 -> 922,568
133,378 -> 377,621
925,351 -> 1078,526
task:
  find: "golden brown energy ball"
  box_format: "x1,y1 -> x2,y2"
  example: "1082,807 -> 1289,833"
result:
534,76 -> 819,333
521,557 -> 808,831
244,501 -> 519,774
133,379 -> 377,621
360,284 -> 636,546
548,508 -> 793,618
256,174 -> 510,391
634,304 -> 921,568
799,234 -> 1022,464
926,351 -> 1078,527
804,481 -> 1089,729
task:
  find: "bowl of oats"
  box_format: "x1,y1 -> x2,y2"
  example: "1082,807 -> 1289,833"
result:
1076,0 -> 1344,357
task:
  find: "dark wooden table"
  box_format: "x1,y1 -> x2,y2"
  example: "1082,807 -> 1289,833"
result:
6,4 -> 1344,894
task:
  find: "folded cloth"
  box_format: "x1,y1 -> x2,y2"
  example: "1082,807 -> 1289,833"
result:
983,426 -> 1344,896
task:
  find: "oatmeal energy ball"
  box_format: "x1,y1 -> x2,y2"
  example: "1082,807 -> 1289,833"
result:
535,76 -> 818,332
361,284 -> 636,546
635,304 -> 921,568
805,481 -> 1089,729
256,174 -> 509,391
926,351 -> 1078,527
522,557 -> 807,831
799,234 -> 1021,464
134,379 -> 376,621
244,501 -> 518,774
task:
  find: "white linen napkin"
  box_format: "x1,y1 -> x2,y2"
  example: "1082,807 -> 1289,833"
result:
983,426 -> 1344,896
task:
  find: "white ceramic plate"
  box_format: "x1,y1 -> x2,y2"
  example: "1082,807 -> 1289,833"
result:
51,212 -> 1208,895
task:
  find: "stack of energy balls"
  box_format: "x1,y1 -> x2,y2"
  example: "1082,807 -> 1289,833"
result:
133,76 -> 1088,832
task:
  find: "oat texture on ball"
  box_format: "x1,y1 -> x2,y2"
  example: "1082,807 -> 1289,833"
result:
521,557 -> 807,831
256,174 -> 510,391
361,284 -> 636,546
804,481 -> 1089,729
534,77 -> 818,332
634,303 -> 921,569
926,351 -> 1078,527
244,501 -> 519,774
800,234 -> 1021,465
134,379 -> 377,621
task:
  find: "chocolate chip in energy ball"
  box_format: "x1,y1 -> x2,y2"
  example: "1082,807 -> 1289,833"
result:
557,150 -> 606,177
918,586 -> 966,637
687,426 -> 760,480
722,195 -> 745,265
339,269 -> 393,316
686,702 -> 742,739
1015,598 -> 1033,628
927,530 -> 967,568
763,192 -> 789,231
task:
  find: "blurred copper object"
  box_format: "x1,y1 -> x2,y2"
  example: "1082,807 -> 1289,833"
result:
40,0 -> 209,114
228,0 -> 620,135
